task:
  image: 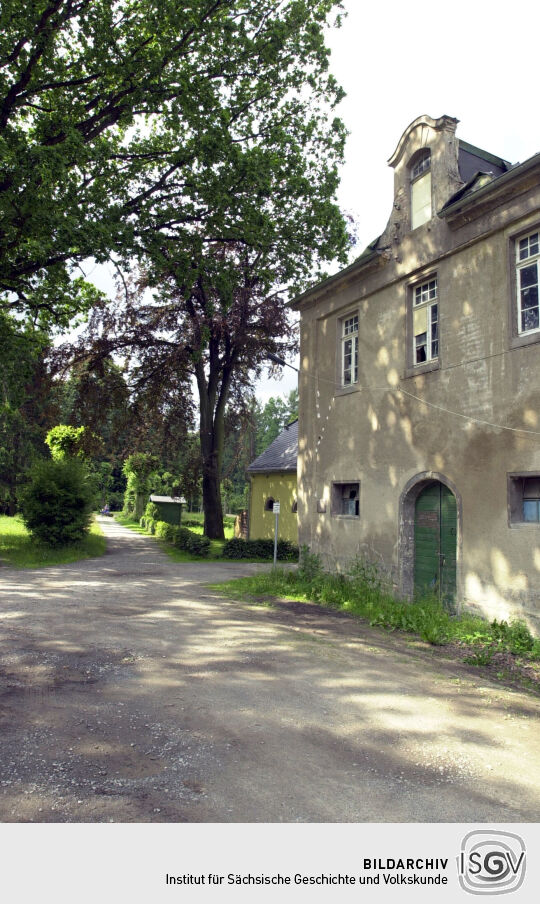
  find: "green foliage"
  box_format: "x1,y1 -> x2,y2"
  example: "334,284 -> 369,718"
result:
185,533 -> 211,558
464,646 -> 496,667
155,520 -> 176,541
1,0 -> 348,327
298,545 -> 323,581
0,313 -> 55,514
137,516 -> 210,557
168,524 -> 210,556
59,358 -> 131,460
172,527 -> 194,551
145,502 -> 159,520
222,537 -> 299,561
255,390 -> 299,456
45,424 -> 102,461
122,453 -> 159,518
18,457 -> 93,546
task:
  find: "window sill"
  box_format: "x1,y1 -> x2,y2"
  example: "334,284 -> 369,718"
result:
403,360 -> 440,380
332,514 -> 360,520
508,521 -> 540,529
335,384 -> 360,397
510,330 -> 540,351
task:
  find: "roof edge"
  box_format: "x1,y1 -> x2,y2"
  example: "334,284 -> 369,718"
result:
290,243 -> 382,310
458,139 -> 512,170
388,114 -> 459,168
440,149 -> 540,219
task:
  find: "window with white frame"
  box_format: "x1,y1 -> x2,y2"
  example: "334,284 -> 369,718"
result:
410,150 -> 432,229
412,277 -> 438,365
516,231 -> 540,335
341,314 -> 358,386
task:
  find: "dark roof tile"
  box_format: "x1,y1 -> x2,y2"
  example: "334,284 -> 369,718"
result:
247,420 -> 298,473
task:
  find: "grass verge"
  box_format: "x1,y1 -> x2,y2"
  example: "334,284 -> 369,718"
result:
212,558 -> 540,691
0,515 -> 106,568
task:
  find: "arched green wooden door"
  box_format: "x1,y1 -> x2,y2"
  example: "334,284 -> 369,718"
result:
414,482 -> 456,604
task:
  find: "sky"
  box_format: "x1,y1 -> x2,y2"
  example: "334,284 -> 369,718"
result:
258,0 -> 540,401
87,0 -> 540,404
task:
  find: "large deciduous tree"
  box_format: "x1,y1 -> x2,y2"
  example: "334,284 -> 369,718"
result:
1,0 -> 346,324
72,245 -> 300,537
58,0 -> 350,537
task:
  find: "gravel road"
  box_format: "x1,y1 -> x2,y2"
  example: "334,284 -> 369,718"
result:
1,516 -> 540,823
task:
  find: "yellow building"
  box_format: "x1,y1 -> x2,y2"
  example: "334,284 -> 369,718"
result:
247,420 -> 298,544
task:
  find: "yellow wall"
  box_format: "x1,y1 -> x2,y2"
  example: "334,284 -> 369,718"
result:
249,472 -> 298,544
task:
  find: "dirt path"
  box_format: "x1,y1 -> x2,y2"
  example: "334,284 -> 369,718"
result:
1,516 -> 540,823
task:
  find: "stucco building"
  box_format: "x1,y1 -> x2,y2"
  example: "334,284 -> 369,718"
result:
247,419 -> 298,545
293,115 -> 540,628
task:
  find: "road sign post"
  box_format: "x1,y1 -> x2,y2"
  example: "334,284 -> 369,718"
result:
272,502 -> 280,567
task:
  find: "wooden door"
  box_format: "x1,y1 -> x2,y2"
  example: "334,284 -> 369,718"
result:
414,482 -> 456,605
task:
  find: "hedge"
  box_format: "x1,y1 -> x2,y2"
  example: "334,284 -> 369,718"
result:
221,537 -> 298,561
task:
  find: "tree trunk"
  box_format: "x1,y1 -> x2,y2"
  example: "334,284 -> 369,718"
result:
198,365 -> 226,541
201,454 -> 224,540
195,330 -> 236,541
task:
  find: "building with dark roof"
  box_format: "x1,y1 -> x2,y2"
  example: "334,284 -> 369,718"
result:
292,115 -> 540,629
246,420 -> 298,543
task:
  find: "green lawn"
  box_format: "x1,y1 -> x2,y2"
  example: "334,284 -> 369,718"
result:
181,511 -> 236,540
0,515 -> 106,568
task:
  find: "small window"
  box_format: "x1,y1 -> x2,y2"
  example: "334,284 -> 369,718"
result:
332,482 -> 360,517
508,475 -> 540,524
291,500 -> 298,513
516,231 -> 540,335
410,150 -> 431,229
265,497 -> 275,512
523,478 -> 540,522
341,314 -> 359,387
412,277 -> 438,365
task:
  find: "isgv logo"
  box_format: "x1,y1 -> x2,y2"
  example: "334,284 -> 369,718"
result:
458,830 -> 526,895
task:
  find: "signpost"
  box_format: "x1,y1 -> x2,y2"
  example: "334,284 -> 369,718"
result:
272,502 -> 280,567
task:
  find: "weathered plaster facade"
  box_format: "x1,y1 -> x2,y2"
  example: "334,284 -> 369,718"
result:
293,115 -> 540,630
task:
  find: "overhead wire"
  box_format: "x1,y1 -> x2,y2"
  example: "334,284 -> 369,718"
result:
292,343 -> 540,438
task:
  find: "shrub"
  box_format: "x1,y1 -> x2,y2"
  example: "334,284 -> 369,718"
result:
140,516 -> 147,528
186,533 -> 211,557
221,537 -> 298,561
172,527 -> 192,549
19,457 -> 93,547
298,545 -> 323,580
182,517 -> 202,528
146,517 -> 156,534
155,520 -> 177,542
145,501 -> 159,520
169,526 -> 210,556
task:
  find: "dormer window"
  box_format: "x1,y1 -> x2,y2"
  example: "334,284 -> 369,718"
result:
410,150 -> 432,229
